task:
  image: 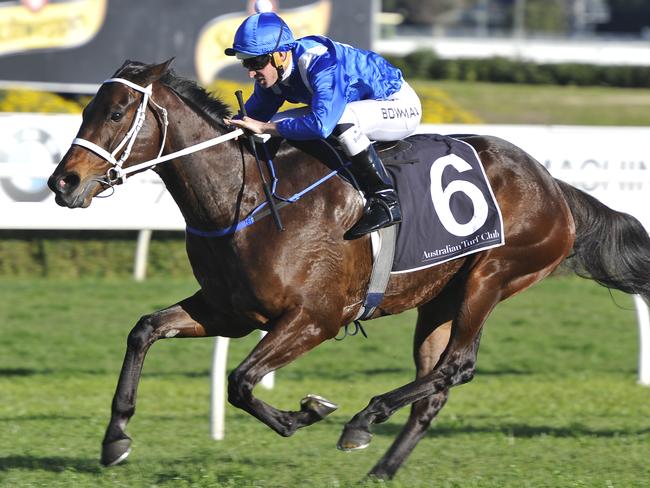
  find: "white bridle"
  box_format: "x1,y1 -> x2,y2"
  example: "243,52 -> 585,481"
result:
71,77 -> 243,186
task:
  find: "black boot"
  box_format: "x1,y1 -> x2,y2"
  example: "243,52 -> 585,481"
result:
345,145 -> 402,240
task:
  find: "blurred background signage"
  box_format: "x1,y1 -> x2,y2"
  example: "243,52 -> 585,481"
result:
0,0 -> 374,91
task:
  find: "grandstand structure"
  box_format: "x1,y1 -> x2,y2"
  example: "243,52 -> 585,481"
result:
374,0 -> 650,66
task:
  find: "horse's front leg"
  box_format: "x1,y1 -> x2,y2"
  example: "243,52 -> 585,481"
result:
101,291 -> 247,467
227,306 -> 340,437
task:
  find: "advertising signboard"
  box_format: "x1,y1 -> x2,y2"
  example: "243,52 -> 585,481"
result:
1,117 -> 649,233
0,0 -> 374,89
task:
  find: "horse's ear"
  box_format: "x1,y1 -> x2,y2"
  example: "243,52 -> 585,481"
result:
112,59 -> 135,77
142,58 -> 174,85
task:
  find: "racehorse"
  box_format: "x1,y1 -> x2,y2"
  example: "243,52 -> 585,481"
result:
48,60 -> 650,479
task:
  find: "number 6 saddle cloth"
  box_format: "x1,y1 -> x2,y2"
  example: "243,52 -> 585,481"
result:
383,133 -> 504,274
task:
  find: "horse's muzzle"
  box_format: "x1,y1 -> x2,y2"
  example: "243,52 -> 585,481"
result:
48,170 -> 93,208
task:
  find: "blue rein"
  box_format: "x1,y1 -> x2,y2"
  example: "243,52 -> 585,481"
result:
186,153 -> 347,237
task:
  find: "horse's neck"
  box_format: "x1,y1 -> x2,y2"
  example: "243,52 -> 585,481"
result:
154,94 -> 260,231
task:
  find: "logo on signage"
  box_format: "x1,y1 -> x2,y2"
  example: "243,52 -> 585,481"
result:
195,0 -> 332,85
0,0 -> 107,57
0,128 -> 60,202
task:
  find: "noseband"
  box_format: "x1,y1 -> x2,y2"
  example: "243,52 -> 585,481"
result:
72,78 -> 169,185
70,78 -> 243,186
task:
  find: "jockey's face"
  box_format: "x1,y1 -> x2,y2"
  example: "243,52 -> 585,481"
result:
244,51 -> 287,88
247,60 -> 277,88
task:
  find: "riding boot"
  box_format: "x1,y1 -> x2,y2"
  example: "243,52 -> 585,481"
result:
345,145 -> 402,240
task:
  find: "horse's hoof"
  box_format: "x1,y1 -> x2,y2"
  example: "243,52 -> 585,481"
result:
101,438 -> 132,467
337,426 -> 372,451
300,394 -> 338,420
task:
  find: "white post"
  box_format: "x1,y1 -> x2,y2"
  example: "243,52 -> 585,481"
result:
133,229 -> 152,282
210,336 -> 230,440
635,295 -> 650,386
259,331 -> 275,389
210,331 -> 275,440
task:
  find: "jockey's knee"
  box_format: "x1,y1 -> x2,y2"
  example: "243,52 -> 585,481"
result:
332,123 -> 354,137
333,123 -> 370,157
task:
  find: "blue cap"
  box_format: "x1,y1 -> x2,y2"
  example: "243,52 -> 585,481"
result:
224,12 -> 295,57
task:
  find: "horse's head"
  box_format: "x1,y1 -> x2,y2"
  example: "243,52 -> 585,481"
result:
48,59 -> 174,208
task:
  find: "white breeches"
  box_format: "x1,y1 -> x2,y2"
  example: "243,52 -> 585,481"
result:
271,81 -> 422,157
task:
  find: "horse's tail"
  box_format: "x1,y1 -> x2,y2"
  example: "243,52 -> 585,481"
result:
556,179 -> 650,302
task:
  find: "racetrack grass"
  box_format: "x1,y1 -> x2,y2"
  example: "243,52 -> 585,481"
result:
1,275 -> 649,487
430,80 -> 650,126
211,79 -> 650,127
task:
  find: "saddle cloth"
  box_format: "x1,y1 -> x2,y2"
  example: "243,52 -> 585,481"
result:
282,133 -> 504,274
382,133 -> 504,274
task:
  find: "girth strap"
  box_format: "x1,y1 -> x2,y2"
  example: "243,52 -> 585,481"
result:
354,223 -> 397,321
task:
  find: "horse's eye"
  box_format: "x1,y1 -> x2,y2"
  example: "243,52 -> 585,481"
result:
111,111 -> 123,121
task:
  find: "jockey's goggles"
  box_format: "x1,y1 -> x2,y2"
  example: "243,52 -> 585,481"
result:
242,54 -> 272,71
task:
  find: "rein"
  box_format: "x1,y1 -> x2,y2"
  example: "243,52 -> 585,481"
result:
71,77 -> 346,237
186,162 -> 345,237
70,77 -> 244,185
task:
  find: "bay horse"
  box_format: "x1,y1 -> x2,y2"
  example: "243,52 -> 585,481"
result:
48,60 -> 650,479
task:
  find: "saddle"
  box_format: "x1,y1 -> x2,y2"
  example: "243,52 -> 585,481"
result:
287,137 -> 417,188
251,135 -> 419,192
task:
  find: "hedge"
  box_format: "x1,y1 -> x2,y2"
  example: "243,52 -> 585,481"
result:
0,231 -> 191,279
384,49 -> 650,88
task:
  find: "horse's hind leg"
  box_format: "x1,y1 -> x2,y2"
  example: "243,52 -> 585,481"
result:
368,303 -> 455,480
368,326 -> 484,479
337,267 -> 501,455
101,291 -> 245,467
369,389 -> 451,478
339,243 -> 568,478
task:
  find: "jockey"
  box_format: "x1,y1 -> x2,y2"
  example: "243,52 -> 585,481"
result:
224,12 -> 422,239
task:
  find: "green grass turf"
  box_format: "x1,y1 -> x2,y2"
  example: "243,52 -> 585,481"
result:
430,80 -> 650,126
1,275 -> 649,487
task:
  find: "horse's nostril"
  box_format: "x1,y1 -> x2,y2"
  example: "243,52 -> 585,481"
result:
57,173 -> 81,194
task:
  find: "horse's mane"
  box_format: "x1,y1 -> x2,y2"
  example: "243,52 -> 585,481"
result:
114,60 -> 232,127
113,61 -> 304,160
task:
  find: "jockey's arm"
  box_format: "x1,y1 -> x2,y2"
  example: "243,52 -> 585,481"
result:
272,63 -> 347,140
225,82 -> 283,135
225,116 -> 280,136
226,49 -> 346,140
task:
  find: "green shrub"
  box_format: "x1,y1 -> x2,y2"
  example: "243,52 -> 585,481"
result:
385,50 -> 650,88
403,49 -> 440,79
0,231 -> 191,279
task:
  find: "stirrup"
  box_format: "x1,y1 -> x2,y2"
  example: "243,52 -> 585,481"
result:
345,197 -> 401,240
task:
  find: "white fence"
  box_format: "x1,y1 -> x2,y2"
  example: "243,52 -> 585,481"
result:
1,115 -> 649,441
375,37 -> 650,66
3,116 -> 647,229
